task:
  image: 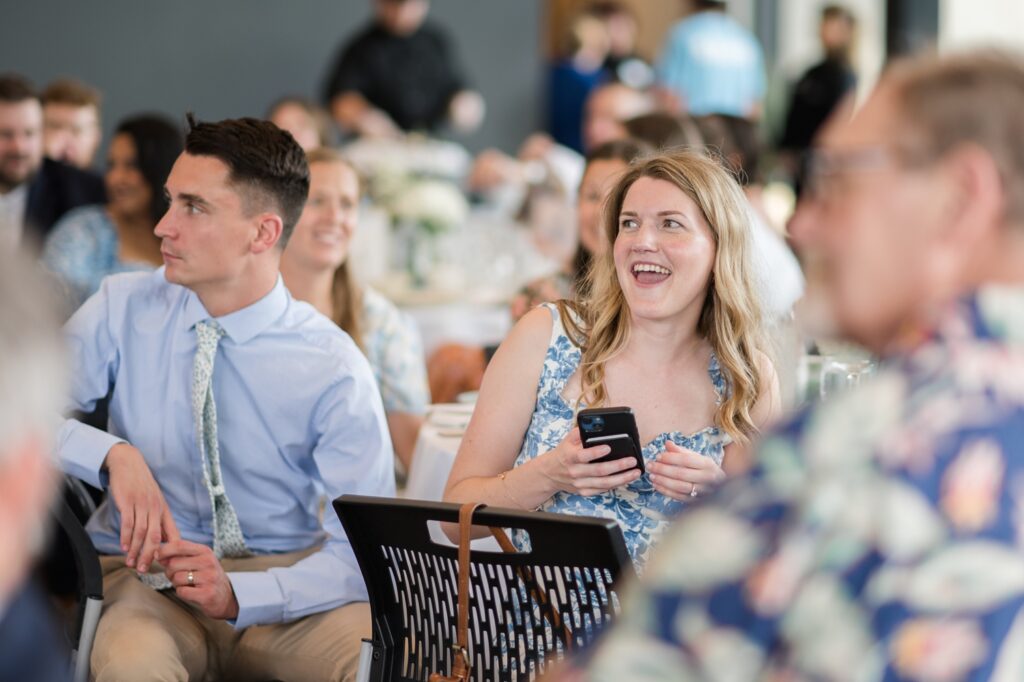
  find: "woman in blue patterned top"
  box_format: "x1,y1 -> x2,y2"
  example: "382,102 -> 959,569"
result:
42,115 -> 182,311
445,150 -> 780,567
281,148 -> 429,470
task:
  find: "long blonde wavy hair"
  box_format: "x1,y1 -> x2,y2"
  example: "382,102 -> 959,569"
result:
558,150 -> 768,444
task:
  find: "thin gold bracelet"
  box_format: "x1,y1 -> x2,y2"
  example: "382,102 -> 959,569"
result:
499,470 -> 529,509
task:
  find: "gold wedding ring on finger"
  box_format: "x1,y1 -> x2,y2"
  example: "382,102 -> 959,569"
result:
187,570 -> 196,587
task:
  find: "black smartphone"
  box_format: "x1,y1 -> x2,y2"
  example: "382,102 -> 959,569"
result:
577,406 -> 645,474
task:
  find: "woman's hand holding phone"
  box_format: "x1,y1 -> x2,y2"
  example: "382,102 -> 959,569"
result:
648,440 -> 726,501
540,428 -> 643,497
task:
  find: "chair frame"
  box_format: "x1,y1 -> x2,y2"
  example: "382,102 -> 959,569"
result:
335,495 -> 634,682
52,496 -> 103,682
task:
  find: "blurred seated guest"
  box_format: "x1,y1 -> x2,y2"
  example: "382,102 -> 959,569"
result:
59,116 -> 393,681
445,150 -> 780,566
548,9 -> 611,153
0,251 -> 69,682
657,0 -> 766,118
281,148 -> 429,470
42,77 -> 103,171
554,50 -> 1024,682
622,111 -> 702,151
323,0 -> 483,137
696,113 -> 805,321
470,82 -> 654,200
42,114 -> 182,311
590,1 -> 654,89
267,96 -> 333,152
0,74 -> 104,251
582,82 -> 655,152
781,4 -> 858,194
431,139 -> 650,403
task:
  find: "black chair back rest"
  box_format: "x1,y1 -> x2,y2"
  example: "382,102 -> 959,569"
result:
334,495 -> 635,682
52,497 -> 103,646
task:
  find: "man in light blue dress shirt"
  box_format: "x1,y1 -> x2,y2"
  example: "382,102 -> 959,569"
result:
656,0 -> 766,118
56,115 -> 395,681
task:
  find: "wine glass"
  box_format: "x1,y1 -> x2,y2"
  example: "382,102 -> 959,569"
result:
819,357 -> 875,401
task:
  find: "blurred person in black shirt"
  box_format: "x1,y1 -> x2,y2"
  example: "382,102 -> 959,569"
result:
780,5 -> 857,193
323,0 -> 484,137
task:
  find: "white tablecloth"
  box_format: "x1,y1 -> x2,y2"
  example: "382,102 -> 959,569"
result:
403,408 -> 500,550
404,421 -> 463,503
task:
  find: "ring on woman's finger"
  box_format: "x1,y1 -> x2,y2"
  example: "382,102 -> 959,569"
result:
187,570 -> 195,587
690,483 -> 700,498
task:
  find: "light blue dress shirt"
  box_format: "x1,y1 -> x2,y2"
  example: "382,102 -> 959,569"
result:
657,11 -> 766,117
57,268 -> 395,629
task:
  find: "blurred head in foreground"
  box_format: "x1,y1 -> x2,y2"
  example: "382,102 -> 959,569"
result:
0,252 -> 65,606
793,50 -> 1024,352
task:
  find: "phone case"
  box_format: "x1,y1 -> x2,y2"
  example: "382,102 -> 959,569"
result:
577,407 -> 645,473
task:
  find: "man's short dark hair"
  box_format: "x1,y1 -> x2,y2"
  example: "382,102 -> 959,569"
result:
0,73 -> 39,104
184,113 -> 310,246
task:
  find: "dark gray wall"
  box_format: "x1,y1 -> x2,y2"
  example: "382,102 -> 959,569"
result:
1,0 -> 543,156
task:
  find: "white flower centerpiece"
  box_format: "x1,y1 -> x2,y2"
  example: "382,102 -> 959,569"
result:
372,168 -> 469,289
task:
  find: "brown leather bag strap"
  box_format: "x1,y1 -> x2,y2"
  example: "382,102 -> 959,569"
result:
433,502 -> 573,682
428,501 -> 484,682
456,502 -> 483,652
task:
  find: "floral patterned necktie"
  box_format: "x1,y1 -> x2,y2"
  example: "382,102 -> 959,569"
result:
139,318 -> 249,590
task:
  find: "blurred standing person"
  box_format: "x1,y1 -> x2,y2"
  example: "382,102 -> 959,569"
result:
323,0 -> 483,137
548,10 -> 611,153
42,115 -> 183,311
656,0 -> 766,118
780,4 -> 858,194
0,252 -> 69,682
590,1 -> 654,90
0,74 -> 104,251
41,78 -> 103,171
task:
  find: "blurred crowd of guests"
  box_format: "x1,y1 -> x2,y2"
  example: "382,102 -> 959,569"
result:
10,1 -> 1024,681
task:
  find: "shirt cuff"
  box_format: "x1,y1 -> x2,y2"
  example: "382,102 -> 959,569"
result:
57,421 -> 125,489
227,570 -> 285,630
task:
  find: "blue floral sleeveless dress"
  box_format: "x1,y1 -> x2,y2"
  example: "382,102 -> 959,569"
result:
513,303 -> 730,569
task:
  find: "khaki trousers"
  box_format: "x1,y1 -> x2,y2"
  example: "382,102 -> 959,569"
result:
90,549 -> 370,682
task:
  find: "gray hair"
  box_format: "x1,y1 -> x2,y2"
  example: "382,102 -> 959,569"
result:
888,50 -> 1024,225
0,251 -> 67,459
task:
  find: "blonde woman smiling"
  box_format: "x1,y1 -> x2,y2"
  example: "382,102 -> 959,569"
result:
444,150 -> 780,566
282,148 -> 429,469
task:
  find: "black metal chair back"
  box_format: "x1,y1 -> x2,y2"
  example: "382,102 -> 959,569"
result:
334,495 -> 634,682
51,494 -> 104,682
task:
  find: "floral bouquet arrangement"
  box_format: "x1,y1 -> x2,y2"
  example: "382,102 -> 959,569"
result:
368,167 -> 470,287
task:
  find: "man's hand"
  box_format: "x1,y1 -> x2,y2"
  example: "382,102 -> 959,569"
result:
159,540 -> 240,620
104,443 -> 179,573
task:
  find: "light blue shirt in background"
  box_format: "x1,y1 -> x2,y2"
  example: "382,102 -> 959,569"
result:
57,269 -> 395,629
41,205 -> 155,312
657,11 -> 766,117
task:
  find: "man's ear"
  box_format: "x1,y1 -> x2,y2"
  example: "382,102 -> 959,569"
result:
923,143 -> 1006,299
937,143 -> 1006,249
252,213 -> 284,254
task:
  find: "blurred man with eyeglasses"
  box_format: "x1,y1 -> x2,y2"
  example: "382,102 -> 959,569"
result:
552,50 -> 1024,681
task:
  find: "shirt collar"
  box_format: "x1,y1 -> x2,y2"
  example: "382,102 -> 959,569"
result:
972,284 -> 1024,345
180,274 -> 289,345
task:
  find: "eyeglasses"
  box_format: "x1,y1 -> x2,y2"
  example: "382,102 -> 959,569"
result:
804,145 -> 932,204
